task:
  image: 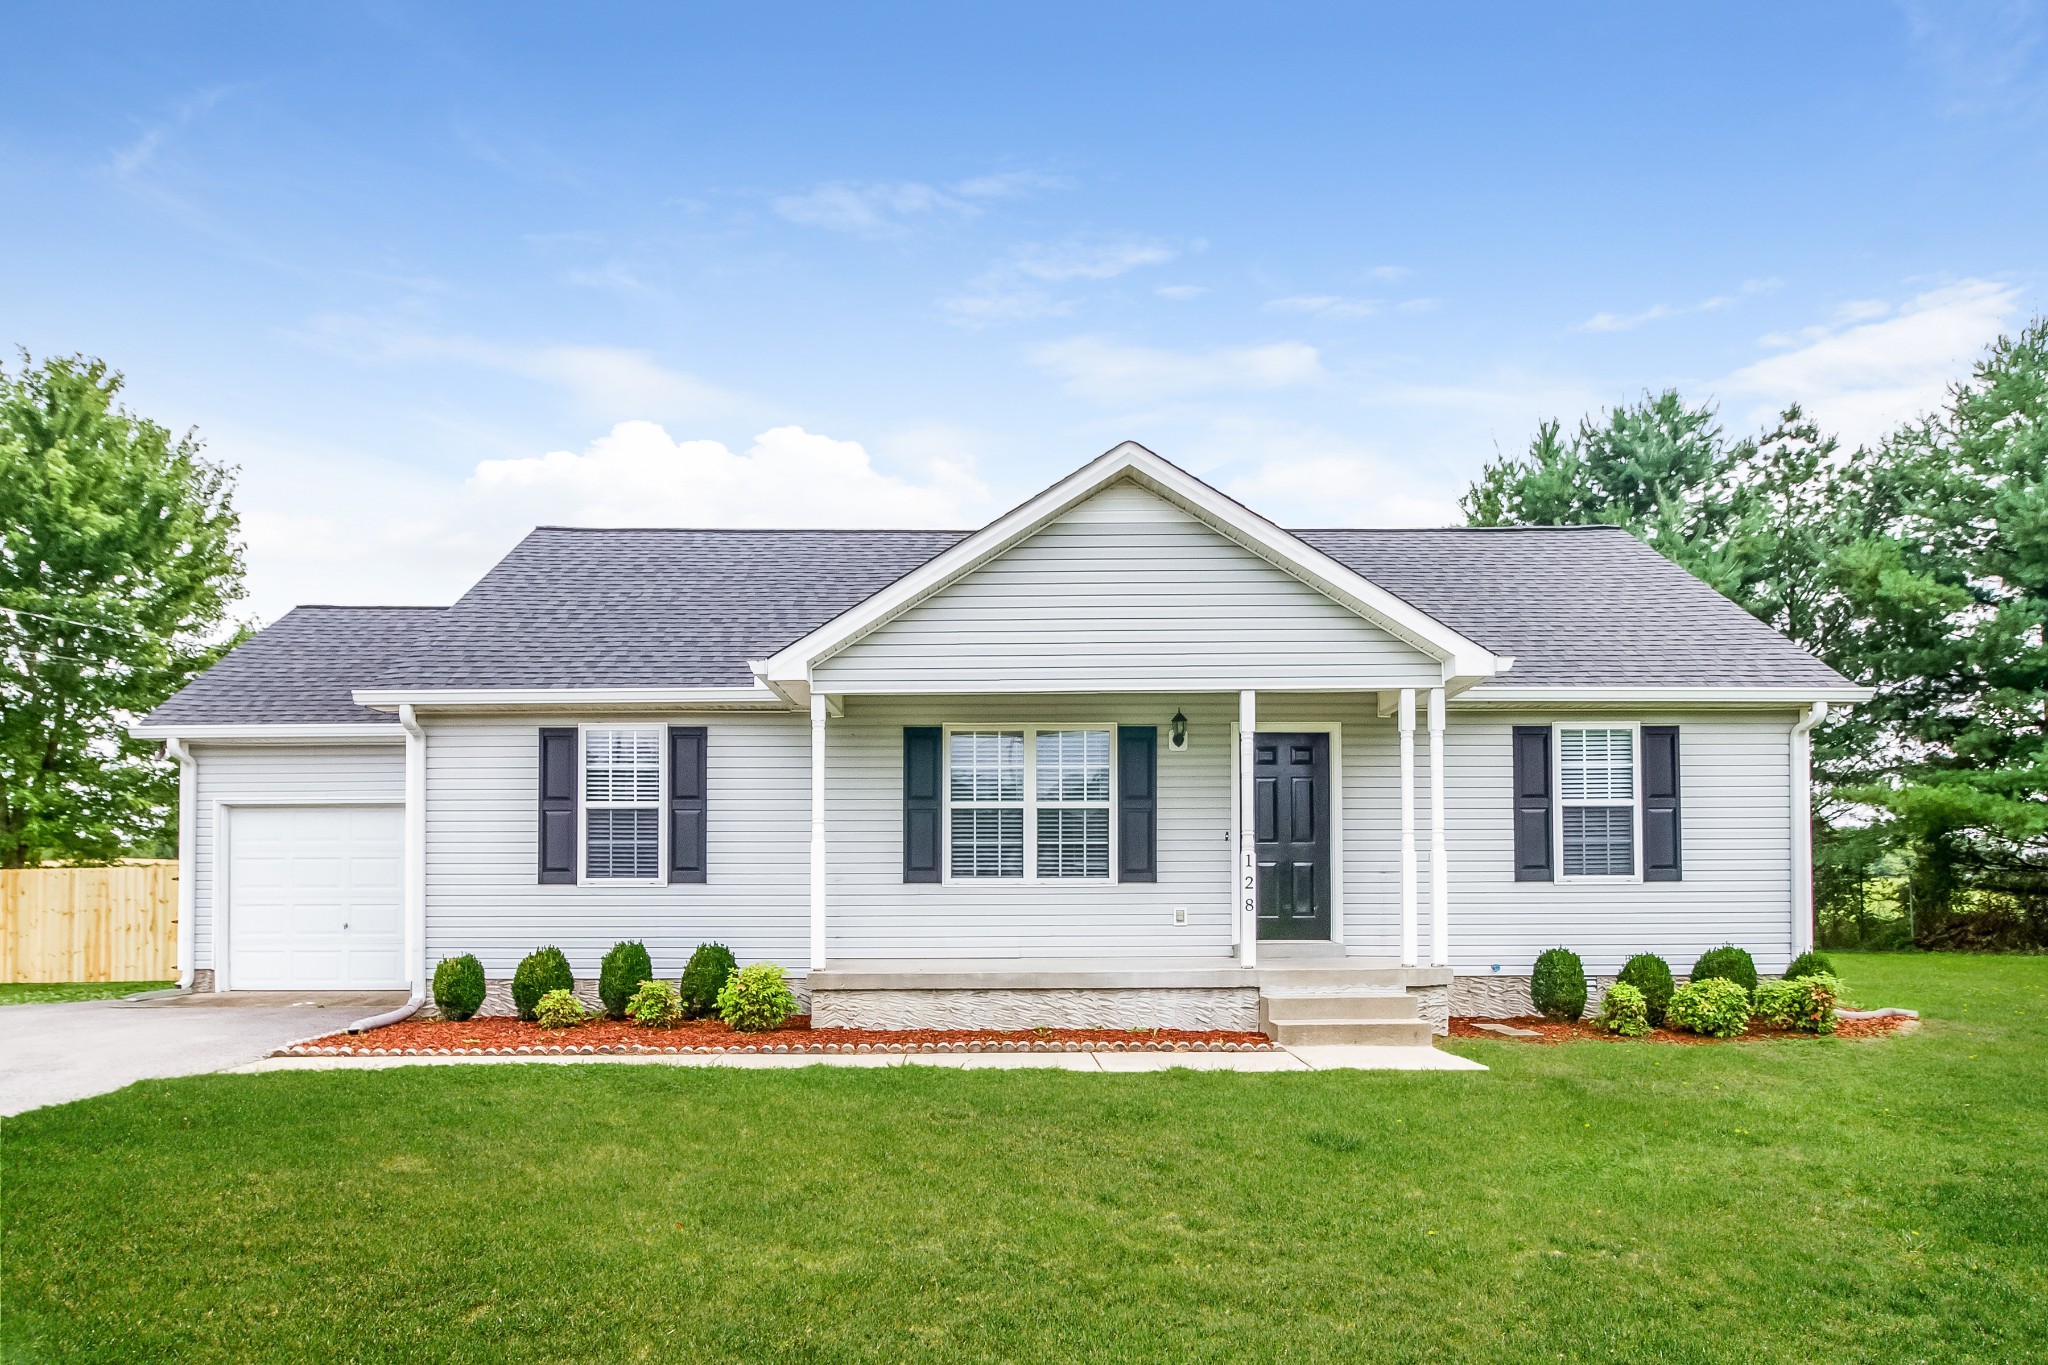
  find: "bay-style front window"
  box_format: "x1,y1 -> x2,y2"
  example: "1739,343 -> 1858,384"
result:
947,727 -> 1113,880
1557,724 -> 1636,879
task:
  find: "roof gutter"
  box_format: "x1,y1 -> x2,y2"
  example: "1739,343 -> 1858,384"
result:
349,704 -> 427,1033
349,685 -> 790,712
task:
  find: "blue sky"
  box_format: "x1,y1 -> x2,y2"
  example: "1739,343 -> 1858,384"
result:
3,2 -> 2044,620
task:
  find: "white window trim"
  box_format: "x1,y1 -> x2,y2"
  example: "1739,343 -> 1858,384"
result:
1553,720 -> 1643,884
940,723 -> 1118,885
577,723 -> 666,887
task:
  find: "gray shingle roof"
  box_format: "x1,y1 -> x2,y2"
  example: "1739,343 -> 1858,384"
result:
142,606 -> 446,726
1296,526 -> 1850,689
149,521 -> 1848,726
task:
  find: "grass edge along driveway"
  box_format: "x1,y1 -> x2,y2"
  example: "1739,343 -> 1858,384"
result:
4,953 -> 2044,1364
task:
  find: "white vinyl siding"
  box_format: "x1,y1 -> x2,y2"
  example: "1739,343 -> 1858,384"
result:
1337,707 -> 1801,975
813,481 -> 1442,693
829,695 -> 1235,961
423,713 -> 811,977
187,741 -> 407,971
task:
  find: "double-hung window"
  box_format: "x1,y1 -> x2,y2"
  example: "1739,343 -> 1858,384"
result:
946,727 -> 1113,881
1556,725 -> 1637,879
583,727 -> 663,881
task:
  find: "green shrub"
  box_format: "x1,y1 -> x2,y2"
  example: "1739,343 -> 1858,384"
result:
1667,977 -> 1752,1038
1783,950 -> 1836,982
511,946 -> 575,1022
716,962 -> 797,1033
680,942 -> 738,1018
626,979 -> 681,1029
1690,944 -> 1759,1000
432,954 -> 486,1022
1596,981 -> 1651,1037
598,941 -> 654,1020
1530,947 -> 1588,1022
1615,953 -> 1676,1026
1754,973 -> 1841,1035
533,988 -> 586,1030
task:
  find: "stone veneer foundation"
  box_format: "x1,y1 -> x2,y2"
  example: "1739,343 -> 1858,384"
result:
1451,974 -> 1619,1018
812,986 -> 1262,1032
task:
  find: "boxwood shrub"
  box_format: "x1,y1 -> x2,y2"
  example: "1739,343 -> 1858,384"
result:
717,962 -> 798,1032
1783,949 -> 1836,982
1615,953 -> 1676,1026
598,940 -> 654,1020
432,954 -> 486,1022
681,942 -> 738,1018
1596,980 -> 1651,1037
1667,977 -> 1752,1037
512,946 -> 575,1022
1530,947 -> 1588,1022
1690,944 -> 1759,1000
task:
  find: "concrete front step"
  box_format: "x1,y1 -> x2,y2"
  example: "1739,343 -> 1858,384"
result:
1256,966 -> 1433,992
1260,992 -> 1417,1023
1262,1017 -> 1437,1047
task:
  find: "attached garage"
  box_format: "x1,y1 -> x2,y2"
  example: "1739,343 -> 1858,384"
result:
225,804 -> 405,990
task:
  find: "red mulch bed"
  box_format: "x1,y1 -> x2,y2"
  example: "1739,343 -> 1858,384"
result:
285,1013 -> 1277,1057
1448,1013 -> 1912,1045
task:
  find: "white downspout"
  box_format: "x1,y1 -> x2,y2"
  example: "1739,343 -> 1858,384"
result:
350,705 -> 427,1033
1789,701 -> 1827,958
1238,689 -> 1258,969
1428,687 -> 1449,968
1398,688 -> 1418,968
810,692 -> 828,973
166,738 -> 196,990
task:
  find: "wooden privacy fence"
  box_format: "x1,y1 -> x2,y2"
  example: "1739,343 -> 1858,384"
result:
0,861 -> 178,983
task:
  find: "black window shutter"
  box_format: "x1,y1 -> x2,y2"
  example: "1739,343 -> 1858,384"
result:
1117,725 -> 1158,883
538,727 -> 578,885
669,726 -> 708,884
903,726 -> 942,883
1641,725 -> 1682,881
1511,725 -> 1553,882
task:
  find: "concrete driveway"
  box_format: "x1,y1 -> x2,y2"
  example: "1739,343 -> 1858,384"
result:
0,990 -> 408,1118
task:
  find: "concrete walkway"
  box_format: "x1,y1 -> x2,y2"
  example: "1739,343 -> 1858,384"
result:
230,1043 -> 1486,1076
0,990 -> 407,1117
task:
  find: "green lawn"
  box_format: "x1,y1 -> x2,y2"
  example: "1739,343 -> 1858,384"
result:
0,981 -> 171,1006
4,954 -> 2044,1364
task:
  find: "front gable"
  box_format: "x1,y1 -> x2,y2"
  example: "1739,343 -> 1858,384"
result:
812,478 -> 1444,693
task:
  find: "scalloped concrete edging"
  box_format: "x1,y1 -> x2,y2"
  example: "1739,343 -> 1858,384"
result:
278,1038 -> 1280,1059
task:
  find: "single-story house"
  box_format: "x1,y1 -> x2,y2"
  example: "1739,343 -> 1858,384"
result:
136,442 -> 1868,1044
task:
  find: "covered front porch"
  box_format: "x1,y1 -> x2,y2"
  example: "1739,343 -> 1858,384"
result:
799,687 -> 1465,1040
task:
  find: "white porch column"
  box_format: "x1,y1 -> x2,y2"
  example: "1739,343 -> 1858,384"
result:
1428,687 -> 1449,968
1398,688 -> 1418,968
1239,689 -> 1258,969
1790,701 -> 1826,957
809,692 -> 828,972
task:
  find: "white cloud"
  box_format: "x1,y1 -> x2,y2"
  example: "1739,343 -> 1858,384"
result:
1010,236 -> 1177,282
941,235 -> 1178,324
1155,284 -> 1208,300
229,422 -> 993,620
469,422 -> 988,526
1030,337 -> 1327,404
1364,265 -> 1414,283
773,170 -> 1067,237
297,316 -> 742,421
1195,418 -> 1465,526
1576,277 -> 1781,333
1263,295 -> 1382,319
1721,278 -> 2025,446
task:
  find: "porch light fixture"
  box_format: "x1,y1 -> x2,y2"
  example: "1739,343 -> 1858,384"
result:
1169,709 -> 1188,751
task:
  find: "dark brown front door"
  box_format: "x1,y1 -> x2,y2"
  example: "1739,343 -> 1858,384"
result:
1255,732 -> 1331,940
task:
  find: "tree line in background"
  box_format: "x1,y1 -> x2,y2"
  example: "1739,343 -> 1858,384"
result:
1465,316 -> 2048,951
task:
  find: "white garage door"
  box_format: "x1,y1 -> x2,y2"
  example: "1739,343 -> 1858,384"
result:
228,805 -> 404,990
